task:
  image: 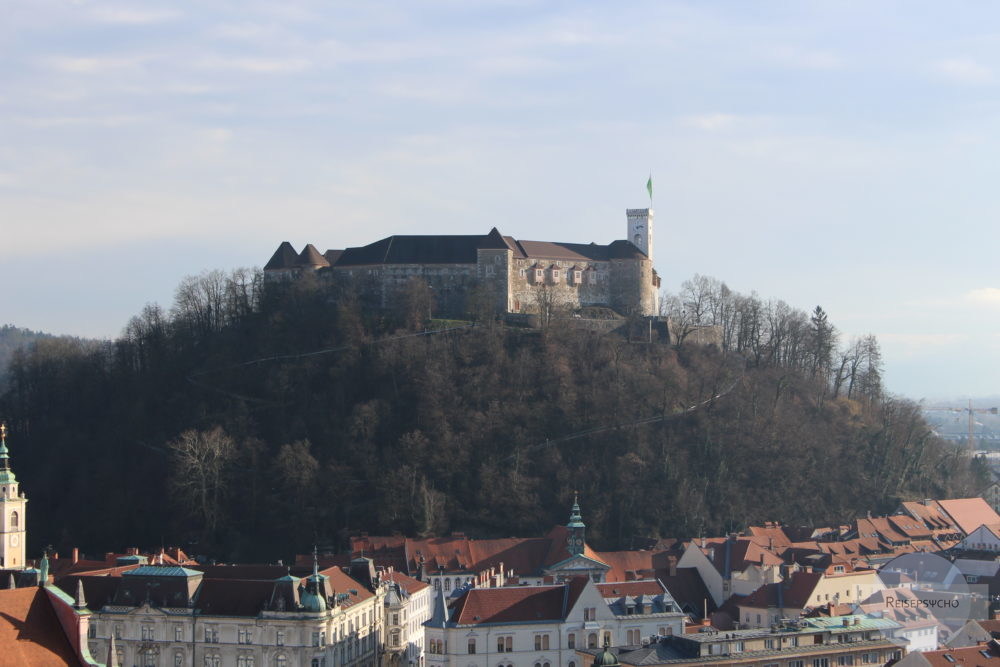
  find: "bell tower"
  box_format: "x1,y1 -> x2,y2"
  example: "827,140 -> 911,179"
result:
0,424 -> 27,569
566,493 -> 586,556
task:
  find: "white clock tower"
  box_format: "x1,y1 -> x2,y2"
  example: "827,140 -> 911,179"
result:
0,424 -> 27,569
626,208 -> 654,262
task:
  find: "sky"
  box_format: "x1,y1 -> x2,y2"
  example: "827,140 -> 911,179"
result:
2,0 -> 999,401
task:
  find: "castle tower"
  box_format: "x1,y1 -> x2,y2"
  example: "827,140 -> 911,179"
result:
626,208 -> 654,262
0,424 -> 27,569
566,493 -> 586,556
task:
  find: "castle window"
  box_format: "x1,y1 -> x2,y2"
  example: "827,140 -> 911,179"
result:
551,269 -> 560,283
573,270 -> 582,284
534,269 -> 544,282
10,511 -> 17,528
588,271 -> 597,285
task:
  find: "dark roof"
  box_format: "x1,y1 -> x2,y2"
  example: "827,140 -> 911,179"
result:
195,579 -> 278,616
336,235 -> 485,266
264,241 -> 300,270
657,567 -> 716,617
317,230 -> 648,267
478,228 -> 512,250
324,249 -> 344,265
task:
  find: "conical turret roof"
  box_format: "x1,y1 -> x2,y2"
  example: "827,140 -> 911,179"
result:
298,243 -> 330,268
264,242 -> 300,270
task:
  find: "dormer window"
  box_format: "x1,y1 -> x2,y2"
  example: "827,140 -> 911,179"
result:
551,268 -> 560,283
534,268 -> 544,282
587,269 -> 597,285
573,270 -> 582,284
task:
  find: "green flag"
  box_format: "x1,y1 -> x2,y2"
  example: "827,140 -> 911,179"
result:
646,174 -> 653,202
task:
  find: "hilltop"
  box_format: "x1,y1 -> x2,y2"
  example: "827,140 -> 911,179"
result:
0,269 -> 983,562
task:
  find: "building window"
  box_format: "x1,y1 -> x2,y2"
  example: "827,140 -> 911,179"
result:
468,639 -> 476,654
88,624 -> 97,639
788,661 -> 804,667
534,269 -> 544,281
143,651 -> 156,667
204,657 -> 221,667
814,659 -> 830,667
588,271 -> 596,285
603,632 -> 611,647
277,630 -> 285,646
392,613 -> 399,626
588,633 -> 598,649
764,639 -> 776,649
175,625 -> 183,642
839,657 -> 854,666
10,511 -> 17,528
238,657 -> 255,667
568,633 -> 575,649
551,269 -> 560,282
205,627 -> 219,643
114,624 -> 123,640
141,625 -> 154,640
584,607 -> 596,621
175,653 -> 184,667
535,635 -> 542,651
239,627 -> 253,644
276,657 -> 287,667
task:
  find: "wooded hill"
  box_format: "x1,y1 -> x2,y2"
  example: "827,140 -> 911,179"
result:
0,270 -> 982,562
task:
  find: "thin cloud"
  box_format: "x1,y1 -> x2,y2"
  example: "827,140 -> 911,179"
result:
89,7 -> 180,25
932,58 -> 993,84
196,56 -> 311,73
45,55 -> 148,74
965,287 -> 1000,305
682,113 -> 738,131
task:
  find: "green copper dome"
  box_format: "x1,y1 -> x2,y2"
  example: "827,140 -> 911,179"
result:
593,637 -> 619,667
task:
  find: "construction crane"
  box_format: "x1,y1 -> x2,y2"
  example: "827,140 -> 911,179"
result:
922,400 -> 998,454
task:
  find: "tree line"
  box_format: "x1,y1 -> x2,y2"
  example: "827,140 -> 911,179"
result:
0,270 -> 982,562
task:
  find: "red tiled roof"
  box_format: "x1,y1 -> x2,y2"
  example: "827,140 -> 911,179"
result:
747,524 -> 793,549
0,587 -> 81,667
739,571 -> 823,610
450,577 -> 588,625
938,498 -> 1000,536
920,641 -> 1000,667
383,571 -> 430,595
596,580 -> 667,598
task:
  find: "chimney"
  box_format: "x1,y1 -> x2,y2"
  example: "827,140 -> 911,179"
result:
71,548 -> 79,564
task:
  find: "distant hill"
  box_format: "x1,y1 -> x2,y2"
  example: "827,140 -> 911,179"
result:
0,325 -> 97,390
0,325 -> 54,385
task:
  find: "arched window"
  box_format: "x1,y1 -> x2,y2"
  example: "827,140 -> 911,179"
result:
569,663 -> 576,667
276,656 -> 287,667
588,633 -> 598,649
634,234 -> 642,245
568,633 -> 575,649
444,578 -> 452,591
10,511 -> 17,529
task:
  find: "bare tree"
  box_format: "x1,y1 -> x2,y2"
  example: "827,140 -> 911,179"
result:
168,427 -> 236,535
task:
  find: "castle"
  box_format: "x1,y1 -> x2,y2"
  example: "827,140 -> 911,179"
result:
264,208 -> 661,318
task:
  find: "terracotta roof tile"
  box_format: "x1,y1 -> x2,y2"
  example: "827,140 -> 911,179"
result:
450,577 -> 588,625
0,587 -> 81,667
383,571 -> 430,595
937,498 -> 1000,536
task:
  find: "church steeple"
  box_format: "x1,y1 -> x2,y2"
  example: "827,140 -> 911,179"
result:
0,423 -> 15,485
567,492 -> 586,556
0,423 -> 27,570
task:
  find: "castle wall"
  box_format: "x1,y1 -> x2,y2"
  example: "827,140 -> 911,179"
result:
333,264 -> 478,316
506,258 -> 613,315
